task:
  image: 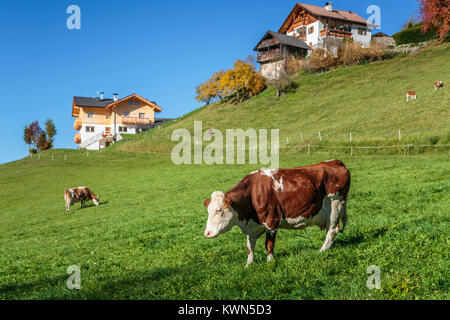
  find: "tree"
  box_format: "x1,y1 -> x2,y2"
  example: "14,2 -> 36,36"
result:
195,71 -> 225,105
220,60 -> 265,103
418,0 -> 450,39
37,131 -> 50,152
23,125 -> 33,154
23,121 -> 42,154
402,14 -> 419,29
45,119 -> 57,149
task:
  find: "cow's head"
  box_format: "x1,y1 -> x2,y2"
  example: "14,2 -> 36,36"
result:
93,196 -> 99,206
203,191 -> 236,238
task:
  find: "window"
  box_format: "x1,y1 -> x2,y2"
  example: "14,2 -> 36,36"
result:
135,101 -> 139,105
139,113 -> 145,119
124,112 -> 130,117
358,27 -> 367,35
308,26 -> 314,34
86,126 -> 95,133
129,101 -> 133,105
106,113 -> 111,119
87,112 -> 93,118
105,127 -> 111,134
119,126 -> 128,133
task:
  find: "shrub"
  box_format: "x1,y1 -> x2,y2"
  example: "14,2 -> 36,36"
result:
307,48 -> 337,72
392,23 -> 437,44
284,56 -> 305,75
268,71 -> 298,97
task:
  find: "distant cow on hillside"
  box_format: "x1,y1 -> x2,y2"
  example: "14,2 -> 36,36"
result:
434,81 -> 445,90
64,187 -> 99,212
203,160 -> 351,266
406,91 -> 417,102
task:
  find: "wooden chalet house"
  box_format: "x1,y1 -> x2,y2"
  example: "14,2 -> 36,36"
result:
255,2 -> 377,79
72,93 -> 162,150
254,31 -> 311,80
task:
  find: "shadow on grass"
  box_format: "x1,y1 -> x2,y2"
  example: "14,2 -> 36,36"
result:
333,227 -> 389,248
77,201 -> 109,210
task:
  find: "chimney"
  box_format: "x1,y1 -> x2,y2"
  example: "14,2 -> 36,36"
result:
100,92 -> 104,100
325,2 -> 332,12
113,93 -> 118,102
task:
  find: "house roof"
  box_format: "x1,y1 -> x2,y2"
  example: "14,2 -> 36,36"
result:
372,32 -> 390,38
74,96 -> 114,108
105,93 -> 162,112
73,93 -> 162,113
279,3 -> 369,33
254,31 -> 311,51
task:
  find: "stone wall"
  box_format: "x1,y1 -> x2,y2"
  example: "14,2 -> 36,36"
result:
260,59 -> 286,80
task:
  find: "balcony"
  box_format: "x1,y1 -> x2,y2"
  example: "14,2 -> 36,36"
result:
74,133 -> 81,144
73,118 -> 82,130
72,106 -> 80,117
320,29 -> 352,40
257,48 -> 282,63
121,116 -> 152,126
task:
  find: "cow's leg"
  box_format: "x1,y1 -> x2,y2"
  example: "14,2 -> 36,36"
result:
339,201 -> 348,233
265,230 -> 277,262
246,236 -> 257,267
81,200 -> 85,208
320,199 -> 343,252
66,201 -> 70,212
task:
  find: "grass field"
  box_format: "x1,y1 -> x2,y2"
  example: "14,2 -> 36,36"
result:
0,149 -> 448,299
112,42 -> 450,154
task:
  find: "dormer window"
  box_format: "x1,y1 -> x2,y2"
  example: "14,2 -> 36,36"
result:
135,101 -> 139,105
129,101 -> 133,105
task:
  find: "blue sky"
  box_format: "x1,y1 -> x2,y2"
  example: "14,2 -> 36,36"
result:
0,0 -> 419,164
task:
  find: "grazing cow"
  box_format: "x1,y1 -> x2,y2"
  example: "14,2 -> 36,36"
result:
406,90 -> 417,102
203,160 -> 351,266
434,81 -> 445,90
64,187 -> 99,212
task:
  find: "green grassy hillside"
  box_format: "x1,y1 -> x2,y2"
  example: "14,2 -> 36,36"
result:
0,150 -> 449,299
113,43 -> 450,154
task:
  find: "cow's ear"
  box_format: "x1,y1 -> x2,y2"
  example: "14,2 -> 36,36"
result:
203,199 -> 211,208
223,197 -> 231,209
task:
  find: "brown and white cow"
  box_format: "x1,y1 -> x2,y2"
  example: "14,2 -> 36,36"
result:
434,81 -> 445,90
406,90 -> 417,102
203,160 -> 351,266
64,187 -> 99,212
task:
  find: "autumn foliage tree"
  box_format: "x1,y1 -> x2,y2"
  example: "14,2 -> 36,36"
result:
418,0 -> 450,39
23,121 -> 42,154
196,60 -> 265,105
45,119 -> 57,149
195,71 -> 225,105
220,60 -> 265,103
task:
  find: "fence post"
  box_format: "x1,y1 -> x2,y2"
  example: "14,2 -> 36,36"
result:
286,137 -> 289,144
350,132 -> 352,143
308,144 -> 311,156
318,132 -> 322,142
52,155 -> 54,161
300,132 -> 304,142
398,130 -> 401,141
64,155 -> 67,161
351,146 -> 353,157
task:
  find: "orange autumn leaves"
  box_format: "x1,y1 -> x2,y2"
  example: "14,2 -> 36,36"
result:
196,60 -> 265,105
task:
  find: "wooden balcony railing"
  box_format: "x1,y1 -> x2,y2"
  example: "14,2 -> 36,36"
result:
257,49 -> 282,62
320,29 -> 352,39
74,118 -> 82,130
121,116 -> 152,126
